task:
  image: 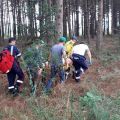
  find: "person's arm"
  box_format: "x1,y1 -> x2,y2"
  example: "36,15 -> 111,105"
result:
15,46 -> 22,58
63,50 -> 67,59
62,48 -> 67,65
48,49 -> 51,63
86,49 -> 92,65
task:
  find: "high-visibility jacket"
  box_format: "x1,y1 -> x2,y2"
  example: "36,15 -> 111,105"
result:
65,41 -> 74,57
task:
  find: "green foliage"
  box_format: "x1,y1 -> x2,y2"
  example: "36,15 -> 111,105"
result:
39,0 -> 57,44
23,40 -> 49,70
23,40 -> 49,95
80,89 -> 110,120
30,104 -> 57,120
109,96 -> 120,120
28,97 -> 65,120
0,111 -> 3,119
26,87 -> 120,120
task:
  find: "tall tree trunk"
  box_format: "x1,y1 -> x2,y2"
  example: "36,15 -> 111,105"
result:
39,0 -> 44,38
67,0 -> 72,36
23,3 -> 27,37
72,10 -> 74,33
55,0 -> 63,39
75,0 -> 79,36
90,1 -> 96,38
1,0 -> 4,39
84,0 -> 90,43
119,11 -> 120,27
63,0 -> 67,37
112,0 -> 117,34
27,0 -> 34,38
33,6 -> 37,37
110,0 -> 113,34
81,13 -> 84,36
103,14 -> 106,35
11,0 -> 17,37
96,0 -> 103,54
84,0 -> 88,38
107,0 -> 110,35
103,0 -> 106,35
17,0 -> 21,38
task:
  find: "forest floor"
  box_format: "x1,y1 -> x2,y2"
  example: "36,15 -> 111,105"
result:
0,36 -> 120,120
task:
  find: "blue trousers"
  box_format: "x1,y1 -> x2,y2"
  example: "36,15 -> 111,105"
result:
72,54 -> 88,82
45,64 -> 65,91
7,60 -> 24,90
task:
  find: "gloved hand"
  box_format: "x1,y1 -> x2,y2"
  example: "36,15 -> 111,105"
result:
86,59 -> 92,66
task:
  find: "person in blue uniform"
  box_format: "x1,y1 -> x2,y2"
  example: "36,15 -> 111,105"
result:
4,37 -> 24,96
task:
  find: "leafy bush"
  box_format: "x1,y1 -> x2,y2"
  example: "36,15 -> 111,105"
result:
80,89 -> 110,120
23,40 -> 49,95
26,87 -> 120,120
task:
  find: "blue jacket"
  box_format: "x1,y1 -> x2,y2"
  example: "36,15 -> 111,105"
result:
4,45 -> 21,58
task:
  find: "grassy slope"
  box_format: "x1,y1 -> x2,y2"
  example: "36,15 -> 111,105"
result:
0,36 -> 120,120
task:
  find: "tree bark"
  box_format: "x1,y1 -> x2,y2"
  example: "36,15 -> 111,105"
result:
96,0 -> 103,54
75,0 -> 79,36
63,0 -> 67,37
1,0 -> 4,39
55,0 -> 63,39
67,0 -> 72,36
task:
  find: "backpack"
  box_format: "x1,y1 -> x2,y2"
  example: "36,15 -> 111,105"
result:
0,50 -> 14,74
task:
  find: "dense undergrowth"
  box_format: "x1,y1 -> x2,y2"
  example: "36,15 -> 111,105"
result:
0,36 -> 120,120
26,87 -> 120,120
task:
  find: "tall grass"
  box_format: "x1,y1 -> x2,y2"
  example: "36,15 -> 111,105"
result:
25,87 -> 120,120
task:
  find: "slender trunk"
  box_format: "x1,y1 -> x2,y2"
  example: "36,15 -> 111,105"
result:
39,1 -> 44,37
1,0 -> 4,39
63,0 -> 67,37
112,0 -> 117,34
75,0 -> 79,36
96,0 -> 103,54
27,0 -> 34,38
84,0 -> 88,38
107,12 -> 110,35
107,0 -> 110,35
33,6 -> 37,37
82,13 -> 84,36
67,0 -> 72,36
103,14 -> 106,35
103,0 -> 105,35
84,0 -> 90,43
11,0 -> 17,37
111,0 -> 113,34
90,4 -> 96,38
55,0 -> 63,39
17,0 -> 21,38
23,3 -> 27,36
72,11 -> 74,33
95,0 -> 97,36
119,11 -> 120,27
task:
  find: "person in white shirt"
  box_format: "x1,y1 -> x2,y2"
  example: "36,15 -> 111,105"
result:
71,42 -> 92,82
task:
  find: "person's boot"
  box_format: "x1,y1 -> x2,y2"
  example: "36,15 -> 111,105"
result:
13,85 -> 19,97
75,79 -> 80,82
65,72 -> 69,80
65,67 -> 70,80
72,71 -> 75,79
44,79 -> 53,94
8,88 -> 15,94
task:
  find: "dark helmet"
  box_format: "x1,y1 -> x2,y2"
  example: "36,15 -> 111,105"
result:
8,37 -> 16,43
71,36 -> 78,41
